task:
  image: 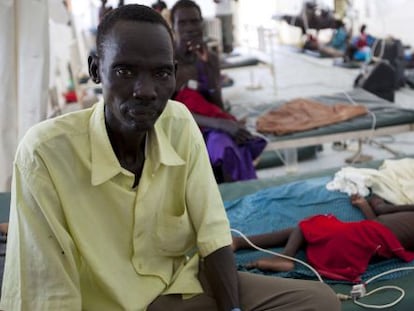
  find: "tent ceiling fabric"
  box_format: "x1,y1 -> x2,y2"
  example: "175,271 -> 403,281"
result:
0,0 -> 49,191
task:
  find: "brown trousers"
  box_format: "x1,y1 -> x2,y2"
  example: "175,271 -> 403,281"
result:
148,269 -> 341,311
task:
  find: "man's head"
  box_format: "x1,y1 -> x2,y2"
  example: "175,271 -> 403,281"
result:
360,24 -> 367,34
171,0 -> 204,52
95,4 -> 174,58
89,4 -> 176,134
152,0 -> 167,12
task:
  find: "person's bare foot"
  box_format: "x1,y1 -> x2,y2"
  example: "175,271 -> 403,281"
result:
245,256 -> 294,272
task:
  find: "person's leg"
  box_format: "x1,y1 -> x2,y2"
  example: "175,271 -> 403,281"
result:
239,272 -> 341,311
232,228 -> 294,251
147,292 -> 217,311
148,270 -> 341,311
147,263 -> 218,311
243,227 -> 305,272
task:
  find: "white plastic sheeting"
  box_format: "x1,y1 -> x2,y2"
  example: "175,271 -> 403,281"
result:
0,0 -> 49,191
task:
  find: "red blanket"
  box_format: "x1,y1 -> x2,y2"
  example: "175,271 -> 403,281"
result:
299,214 -> 414,282
174,88 -> 236,120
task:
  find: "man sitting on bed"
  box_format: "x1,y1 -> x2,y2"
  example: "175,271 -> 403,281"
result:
232,194 -> 414,282
171,0 -> 267,183
0,5 -> 340,311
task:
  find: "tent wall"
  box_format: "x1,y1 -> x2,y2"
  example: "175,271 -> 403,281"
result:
0,0 -> 49,191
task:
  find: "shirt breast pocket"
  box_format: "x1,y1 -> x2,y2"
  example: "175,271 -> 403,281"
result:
154,209 -> 196,256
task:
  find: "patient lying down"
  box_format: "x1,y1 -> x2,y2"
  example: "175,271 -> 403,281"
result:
232,195 -> 414,282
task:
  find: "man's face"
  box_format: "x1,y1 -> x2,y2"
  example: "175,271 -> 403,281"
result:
98,21 -> 176,133
173,7 -> 203,51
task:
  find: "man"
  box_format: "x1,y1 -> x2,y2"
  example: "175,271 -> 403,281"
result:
172,0 -> 224,109
232,194 -> 414,283
0,5 -> 340,311
171,0 -> 267,183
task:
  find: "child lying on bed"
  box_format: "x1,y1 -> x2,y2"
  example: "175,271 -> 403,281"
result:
232,194 -> 414,282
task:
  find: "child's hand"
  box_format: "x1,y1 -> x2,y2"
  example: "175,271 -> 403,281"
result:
350,194 -> 372,212
350,194 -> 366,206
350,194 -> 377,219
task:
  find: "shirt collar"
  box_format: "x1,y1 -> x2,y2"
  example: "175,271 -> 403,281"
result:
90,100 -> 185,186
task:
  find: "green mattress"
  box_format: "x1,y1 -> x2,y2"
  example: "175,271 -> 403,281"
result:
0,192 -> 9,223
220,54 -> 260,69
241,88 -> 414,143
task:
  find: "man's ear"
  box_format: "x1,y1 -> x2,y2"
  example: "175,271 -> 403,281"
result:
88,52 -> 101,84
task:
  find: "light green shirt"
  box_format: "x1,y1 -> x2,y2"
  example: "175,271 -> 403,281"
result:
1,100 -> 232,311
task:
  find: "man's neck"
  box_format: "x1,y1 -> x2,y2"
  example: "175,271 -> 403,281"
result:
107,127 -> 147,179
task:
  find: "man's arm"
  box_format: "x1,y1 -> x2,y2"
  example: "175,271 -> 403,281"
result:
1,162 -> 81,310
195,48 -> 224,109
193,114 -> 253,144
204,246 -> 241,311
183,118 -> 241,310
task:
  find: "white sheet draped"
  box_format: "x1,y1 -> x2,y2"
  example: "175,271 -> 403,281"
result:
327,158 -> 414,205
0,0 -> 49,191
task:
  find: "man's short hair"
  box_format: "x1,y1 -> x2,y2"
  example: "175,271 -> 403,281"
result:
96,4 -> 174,57
170,0 -> 202,25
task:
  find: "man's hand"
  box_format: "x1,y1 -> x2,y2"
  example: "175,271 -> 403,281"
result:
186,41 -> 209,62
219,120 -> 253,144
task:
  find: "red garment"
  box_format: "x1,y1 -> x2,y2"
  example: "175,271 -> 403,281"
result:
174,88 -> 236,120
356,34 -> 368,48
299,215 -> 414,282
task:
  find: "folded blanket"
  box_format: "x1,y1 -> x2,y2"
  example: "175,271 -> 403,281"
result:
327,158 -> 414,204
326,166 -> 374,197
256,98 -> 368,135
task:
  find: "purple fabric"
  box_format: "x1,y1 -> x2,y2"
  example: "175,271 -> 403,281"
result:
196,61 -> 211,100
202,128 -> 267,182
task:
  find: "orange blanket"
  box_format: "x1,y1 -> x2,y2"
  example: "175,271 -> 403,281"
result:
256,98 -> 368,135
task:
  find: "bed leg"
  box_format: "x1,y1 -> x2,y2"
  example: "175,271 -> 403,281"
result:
345,139 -> 373,164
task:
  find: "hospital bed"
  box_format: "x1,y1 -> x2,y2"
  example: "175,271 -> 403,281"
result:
219,159 -> 414,311
1,159 -> 413,310
220,54 -> 261,69
247,88 -> 414,152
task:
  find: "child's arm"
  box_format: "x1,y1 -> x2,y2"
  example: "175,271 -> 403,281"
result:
350,195 -> 377,219
369,195 -> 414,215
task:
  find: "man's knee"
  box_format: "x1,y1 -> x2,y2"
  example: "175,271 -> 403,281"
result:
238,272 -> 341,311
305,282 -> 341,311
